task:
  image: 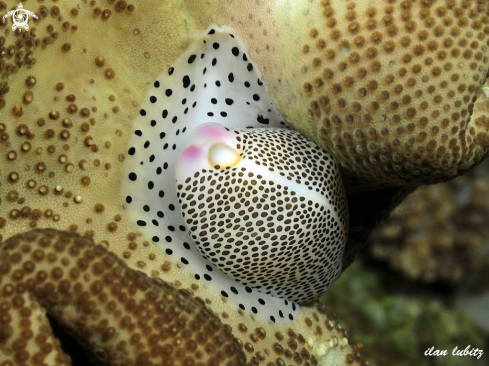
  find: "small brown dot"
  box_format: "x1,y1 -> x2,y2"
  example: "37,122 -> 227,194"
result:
7,150 -> 17,160
55,82 -> 64,92
49,110 -> 60,120
62,118 -> 73,128
303,83 -> 313,94
80,122 -> 90,133
94,203 -> 105,213
12,105 -> 23,117
356,68 -> 367,79
107,222 -> 118,232
432,67 -> 442,77
80,176 -> 91,186
59,129 -> 70,140
62,43 -> 71,52
67,104 -> 78,114
25,75 -> 36,88
38,185 -> 49,195
23,91 -> 34,104
16,124 -> 29,136
104,68 -> 115,80
27,179 -> 36,189
58,154 -> 68,163
44,130 -> 55,140
70,8 -> 79,16
65,163 -> 74,173
35,162 -> 47,174
79,108 -> 90,118
325,49 -> 336,59
50,6 -> 60,16
115,1 -> 128,12
7,190 -> 19,202
323,68 -> 334,80
101,9 -> 112,20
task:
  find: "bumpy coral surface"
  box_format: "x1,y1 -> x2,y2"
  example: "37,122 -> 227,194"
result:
189,0 -> 489,190
0,1 -> 366,365
0,229 -> 246,366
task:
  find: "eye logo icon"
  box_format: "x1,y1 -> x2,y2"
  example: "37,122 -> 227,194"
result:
3,3 -> 38,31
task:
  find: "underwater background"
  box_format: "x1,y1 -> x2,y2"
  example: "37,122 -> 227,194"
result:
322,157 -> 489,366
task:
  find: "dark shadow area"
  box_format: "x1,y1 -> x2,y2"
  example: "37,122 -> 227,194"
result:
342,185 -> 416,271
47,313 -> 95,366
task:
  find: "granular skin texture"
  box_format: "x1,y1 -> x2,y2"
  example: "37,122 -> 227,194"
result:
0,229 -> 246,366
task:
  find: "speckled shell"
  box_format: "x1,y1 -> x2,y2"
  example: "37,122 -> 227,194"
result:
121,26 -> 349,322
176,123 -> 348,303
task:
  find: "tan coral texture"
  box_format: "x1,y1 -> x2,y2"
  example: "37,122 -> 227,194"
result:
0,1 -> 366,365
0,229 -> 246,366
189,0 -> 489,190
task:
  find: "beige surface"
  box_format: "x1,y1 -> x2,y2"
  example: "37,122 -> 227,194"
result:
188,0 -> 489,190
0,1 -> 366,365
0,229 -> 246,366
